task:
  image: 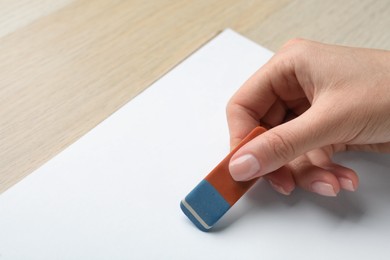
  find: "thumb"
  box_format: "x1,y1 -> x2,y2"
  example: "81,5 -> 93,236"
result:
229,107 -> 334,181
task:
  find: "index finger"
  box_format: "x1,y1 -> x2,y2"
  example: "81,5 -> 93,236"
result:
226,52 -> 306,149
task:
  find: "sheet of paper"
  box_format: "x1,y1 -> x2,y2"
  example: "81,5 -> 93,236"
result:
1,29 -> 390,260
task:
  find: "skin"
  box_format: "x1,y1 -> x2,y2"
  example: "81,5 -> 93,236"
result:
226,38 -> 390,197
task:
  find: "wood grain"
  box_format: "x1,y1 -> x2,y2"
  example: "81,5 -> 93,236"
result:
1,0 -> 390,193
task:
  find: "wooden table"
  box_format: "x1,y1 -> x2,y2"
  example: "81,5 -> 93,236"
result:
1,0 -> 390,193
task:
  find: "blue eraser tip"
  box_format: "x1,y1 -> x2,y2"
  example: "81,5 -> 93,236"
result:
180,179 -> 231,231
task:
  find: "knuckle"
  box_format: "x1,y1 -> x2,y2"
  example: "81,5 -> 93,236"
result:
279,38 -> 313,62
226,98 -> 237,116
270,39 -> 312,72
266,131 -> 296,162
281,37 -> 308,49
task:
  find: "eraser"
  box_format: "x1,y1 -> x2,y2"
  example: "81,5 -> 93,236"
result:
180,126 -> 266,231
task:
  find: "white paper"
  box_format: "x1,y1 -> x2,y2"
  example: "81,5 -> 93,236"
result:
1,29 -> 389,260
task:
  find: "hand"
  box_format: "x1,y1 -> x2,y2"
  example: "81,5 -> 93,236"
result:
226,38 -> 390,196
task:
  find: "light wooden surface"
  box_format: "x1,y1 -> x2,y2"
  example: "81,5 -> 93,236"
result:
1,0 -> 390,194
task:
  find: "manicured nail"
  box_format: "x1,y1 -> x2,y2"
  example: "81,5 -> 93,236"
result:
338,177 -> 355,191
311,181 -> 337,197
269,180 -> 291,195
229,154 -> 260,181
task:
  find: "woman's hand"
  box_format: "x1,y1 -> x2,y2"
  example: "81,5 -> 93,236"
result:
226,39 -> 390,196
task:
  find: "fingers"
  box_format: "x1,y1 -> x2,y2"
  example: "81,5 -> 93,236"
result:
229,105 -> 335,181
290,156 -> 341,197
304,148 -> 359,191
291,159 -> 359,196
227,101 -> 263,149
226,43 -> 308,150
322,164 -> 359,192
264,149 -> 359,196
227,40 -> 337,179
263,166 -> 295,195
265,161 -> 358,197
261,99 -> 287,128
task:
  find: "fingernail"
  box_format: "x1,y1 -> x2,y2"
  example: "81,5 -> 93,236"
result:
311,181 -> 337,197
338,177 -> 355,191
229,154 -> 260,181
269,180 -> 291,195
